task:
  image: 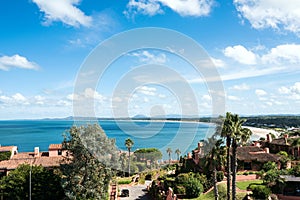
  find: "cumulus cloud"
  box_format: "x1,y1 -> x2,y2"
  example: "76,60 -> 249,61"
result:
137,86 -> 157,96
227,95 -> 241,101
262,44 -> 300,64
255,89 -> 267,96
230,83 -> 250,91
33,0 -> 92,27
278,82 -> 300,99
224,45 -> 257,65
211,57 -> 225,68
130,51 -> 167,64
125,0 -> 214,17
234,0 -> 300,36
0,54 -> 39,71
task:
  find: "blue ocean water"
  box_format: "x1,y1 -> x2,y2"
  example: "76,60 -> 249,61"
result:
0,120 -> 215,160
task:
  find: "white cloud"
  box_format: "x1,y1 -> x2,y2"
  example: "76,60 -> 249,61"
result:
227,95 -> 241,101
12,93 -> 27,102
137,86 -> 157,96
234,0 -> 300,36
130,51 -> 167,64
125,0 -> 214,17
33,0 -> 92,27
255,89 -> 267,96
211,57 -> 225,68
224,45 -> 257,65
262,44 -> 300,64
230,83 -> 250,91
278,82 -> 300,99
202,94 -> 211,101
125,0 -> 162,16
0,54 -> 39,71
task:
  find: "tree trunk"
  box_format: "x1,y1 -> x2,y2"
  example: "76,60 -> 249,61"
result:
128,149 -> 131,177
213,157 -> 219,200
232,139 -> 237,200
226,136 -> 231,200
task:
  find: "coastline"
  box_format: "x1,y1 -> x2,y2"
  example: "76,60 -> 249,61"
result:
243,126 -> 280,140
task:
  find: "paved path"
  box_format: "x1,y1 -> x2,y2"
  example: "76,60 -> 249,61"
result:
119,181 -> 152,200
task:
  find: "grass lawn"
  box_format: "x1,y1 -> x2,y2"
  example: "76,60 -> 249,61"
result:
185,184 -> 248,200
116,177 -> 132,184
236,180 -> 263,190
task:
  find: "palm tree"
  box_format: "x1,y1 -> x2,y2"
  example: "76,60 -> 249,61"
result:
166,148 -> 172,165
292,138 -> 300,159
211,139 -> 226,200
125,138 -> 134,177
175,148 -> 181,161
230,114 -> 252,200
221,112 -> 234,200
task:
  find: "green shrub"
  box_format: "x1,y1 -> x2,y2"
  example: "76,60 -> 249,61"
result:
0,151 -> 11,161
217,171 -> 224,182
251,185 -> 271,200
175,185 -> 185,194
118,180 -> 132,184
185,178 -> 203,198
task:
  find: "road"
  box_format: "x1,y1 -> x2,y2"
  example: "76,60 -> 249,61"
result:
119,181 -> 152,200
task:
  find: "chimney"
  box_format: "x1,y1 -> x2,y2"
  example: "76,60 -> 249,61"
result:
34,147 -> 39,157
264,147 -> 269,154
187,152 -> 192,159
266,134 -> 272,142
254,141 -> 261,147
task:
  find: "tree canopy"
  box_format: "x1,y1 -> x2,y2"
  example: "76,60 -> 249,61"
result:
134,148 -> 162,163
61,124 -> 120,200
0,164 -> 65,200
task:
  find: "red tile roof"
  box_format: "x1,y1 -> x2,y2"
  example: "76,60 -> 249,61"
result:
48,144 -> 62,150
0,146 -> 17,152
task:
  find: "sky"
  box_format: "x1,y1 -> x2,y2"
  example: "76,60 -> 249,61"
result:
0,0 -> 300,119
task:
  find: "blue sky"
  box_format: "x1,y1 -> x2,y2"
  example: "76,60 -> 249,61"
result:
0,0 -> 300,119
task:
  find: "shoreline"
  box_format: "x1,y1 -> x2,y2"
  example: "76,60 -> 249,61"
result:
243,126 -> 280,140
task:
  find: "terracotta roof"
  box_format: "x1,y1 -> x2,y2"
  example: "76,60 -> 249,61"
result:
236,146 -> 281,163
269,136 -> 300,146
0,146 -> 17,152
48,144 -> 62,150
0,151 -> 65,170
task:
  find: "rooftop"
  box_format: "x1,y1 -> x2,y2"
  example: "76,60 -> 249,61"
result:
236,146 -> 281,163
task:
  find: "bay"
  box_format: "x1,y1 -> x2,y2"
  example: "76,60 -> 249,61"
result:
0,120 -> 215,160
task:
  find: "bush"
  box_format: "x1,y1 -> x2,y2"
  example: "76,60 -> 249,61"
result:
118,179 -> 132,184
185,178 -> 203,198
0,151 -> 11,161
175,185 -> 185,194
251,185 -> 271,200
217,171 -> 224,182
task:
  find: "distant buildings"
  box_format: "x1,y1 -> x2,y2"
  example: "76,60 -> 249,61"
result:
0,144 -> 66,176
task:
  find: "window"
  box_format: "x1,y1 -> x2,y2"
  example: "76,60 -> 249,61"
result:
58,150 -> 62,155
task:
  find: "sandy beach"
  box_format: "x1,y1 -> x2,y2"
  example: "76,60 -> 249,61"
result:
243,126 -> 280,141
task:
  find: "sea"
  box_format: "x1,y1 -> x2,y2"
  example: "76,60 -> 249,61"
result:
0,120 -> 215,160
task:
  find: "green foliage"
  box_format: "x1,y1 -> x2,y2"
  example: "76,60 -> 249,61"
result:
251,185 -> 271,200
262,161 -> 277,172
236,180 -> 263,190
292,163 -> 300,177
0,164 -> 65,200
185,177 -> 203,198
0,151 -> 11,161
117,179 -> 132,184
134,148 -> 162,163
216,171 -> 224,182
263,170 -> 280,186
61,124 -> 120,200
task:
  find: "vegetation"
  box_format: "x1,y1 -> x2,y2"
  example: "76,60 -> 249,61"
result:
61,124 -> 120,199
166,147 -> 172,165
236,180 -> 263,190
0,151 -> 11,161
134,148 -> 162,165
125,138 -> 134,176
0,164 -> 65,200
